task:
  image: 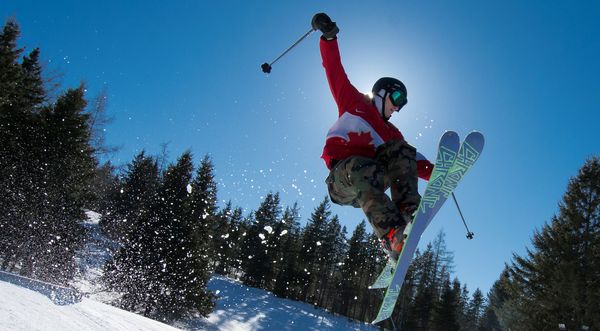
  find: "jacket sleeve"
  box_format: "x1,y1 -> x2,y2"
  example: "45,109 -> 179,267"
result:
320,37 -> 362,115
416,152 -> 434,180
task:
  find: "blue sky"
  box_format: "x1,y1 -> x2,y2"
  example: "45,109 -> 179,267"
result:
3,1 -> 599,296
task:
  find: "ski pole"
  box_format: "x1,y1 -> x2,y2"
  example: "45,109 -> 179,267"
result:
452,192 -> 474,240
261,27 -> 315,74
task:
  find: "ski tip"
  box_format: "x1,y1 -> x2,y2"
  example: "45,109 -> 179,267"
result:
465,131 -> 485,150
442,130 -> 459,136
467,130 -> 484,138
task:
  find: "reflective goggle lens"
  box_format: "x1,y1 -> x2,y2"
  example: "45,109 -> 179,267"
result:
390,90 -> 407,108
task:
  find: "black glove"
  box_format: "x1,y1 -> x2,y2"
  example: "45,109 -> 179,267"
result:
311,13 -> 339,39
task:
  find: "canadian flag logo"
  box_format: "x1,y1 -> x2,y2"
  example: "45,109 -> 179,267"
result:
346,131 -> 374,147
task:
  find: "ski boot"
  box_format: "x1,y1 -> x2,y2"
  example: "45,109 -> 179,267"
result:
380,205 -> 417,262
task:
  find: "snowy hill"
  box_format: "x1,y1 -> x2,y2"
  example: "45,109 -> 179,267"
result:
179,275 -> 377,331
0,211 -> 377,331
0,273 -> 377,331
0,279 -> 179,331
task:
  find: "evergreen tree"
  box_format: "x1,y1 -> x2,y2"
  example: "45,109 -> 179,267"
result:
100,151 -> 160,242
88,161 -> 119,214
297,197 -> 333,303
189,154 -> 218,232
429,230 -> 455,295
409,244 -> 437,329
314,215 -> 346,309
36,86 -> 96,281
340,220 -> 368,319
241,192 -> 281,288
0,20 -> 24,108
102,153 -> 162,313
189,154 -> 219,275
152,151 -> 215,321
464,288 -> 485,330
508,157 -> 600,330
0,20 -> 96,283
455,281 -> 470,330
213,201 -> 234,275
272,203 -> 303,299
430,278 -> 460,331
104,152 -> 214,321
479,271 -> 505,331
214,202 -> 245,277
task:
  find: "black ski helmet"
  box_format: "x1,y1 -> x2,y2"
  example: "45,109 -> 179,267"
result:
371,77 -> 408,111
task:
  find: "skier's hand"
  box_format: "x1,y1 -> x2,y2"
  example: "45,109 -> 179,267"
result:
311,13 -> 339,39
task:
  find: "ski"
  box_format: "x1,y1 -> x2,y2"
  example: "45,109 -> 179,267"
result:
369,131 -> 485,290
369,261 -> 394,289
372,131 -> 460,324
427,130 -> 485,228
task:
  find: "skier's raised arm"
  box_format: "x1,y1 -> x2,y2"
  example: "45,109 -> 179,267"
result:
312,13 -> 364,116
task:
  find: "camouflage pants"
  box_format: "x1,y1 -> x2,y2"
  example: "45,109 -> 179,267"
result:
325,139 -> 420,239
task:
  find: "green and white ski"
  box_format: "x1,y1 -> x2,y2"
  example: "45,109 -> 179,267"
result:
369,131 -> 484,290
371,131 -> 485,324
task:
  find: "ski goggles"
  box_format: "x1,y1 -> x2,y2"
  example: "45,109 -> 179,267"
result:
390,90 -> 407,109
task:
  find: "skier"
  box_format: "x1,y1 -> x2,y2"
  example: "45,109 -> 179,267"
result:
312,13 -> 434,262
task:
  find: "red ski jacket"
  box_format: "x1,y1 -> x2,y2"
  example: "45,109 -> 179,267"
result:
319,37 -> 433,180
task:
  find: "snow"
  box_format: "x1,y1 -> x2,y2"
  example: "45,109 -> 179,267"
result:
83,210 -> 102,225
0,280 -> 179,331
178,275 -> 377,331
0,273 -> 377,331
0,212 -> 377,331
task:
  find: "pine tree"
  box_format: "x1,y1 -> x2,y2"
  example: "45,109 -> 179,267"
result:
430,278 -> 460,331
213,202 -> 245,277
464,288 -> 485,330
272,203 -> 303,299
429,230 -> 455,296
0,20 -> 38,270
508,157 -> 600,330
102,152 -> 162,313
340,220 -> 368,319
0,21 -> 96,283
0,20 -> 24,108
189,154 -> 219,276
479,270 -> 506,331
455,281 -> 470,330
298,197 -> 333,303
88,161 -> 118,214
241,192 -> 281,288
318,216 -> 347,311
409,244 -> 437,329
104,152 -> 215,321
152,151 -> 215,321
100,151 -> 160,242
213,201 -> 233,275
37,86 -> 96,281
